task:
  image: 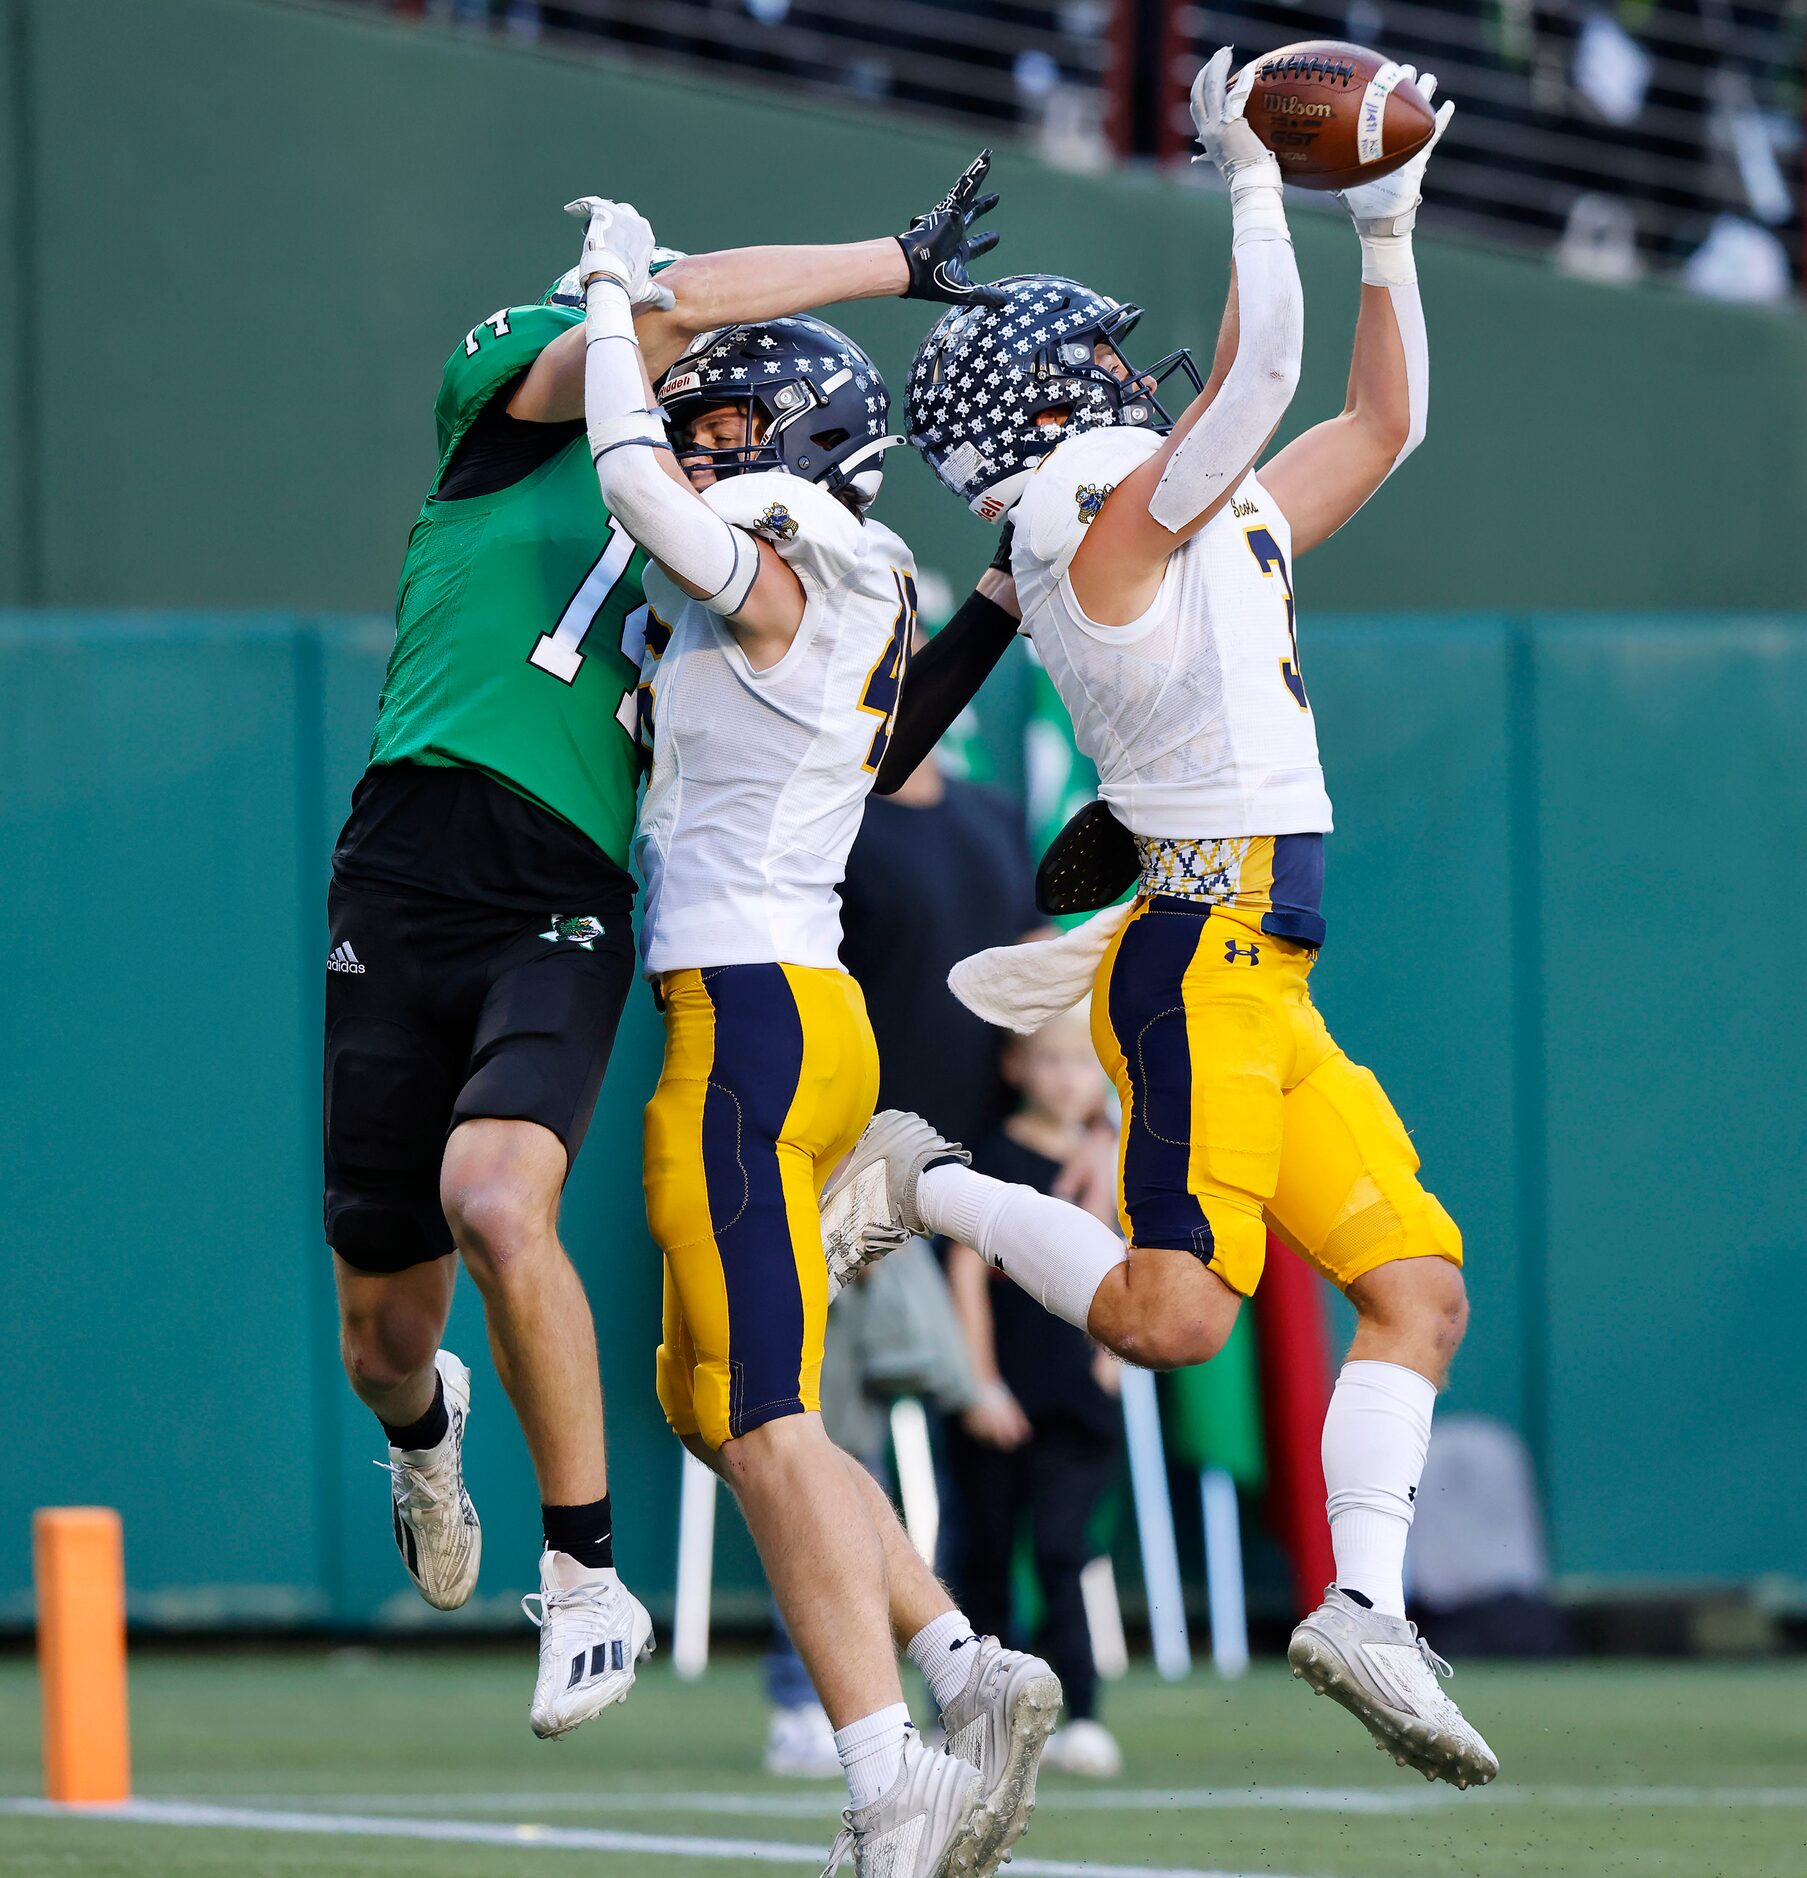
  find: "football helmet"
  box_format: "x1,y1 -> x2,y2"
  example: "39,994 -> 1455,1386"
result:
907,273 -> 1201,518
656,315 -> 900,510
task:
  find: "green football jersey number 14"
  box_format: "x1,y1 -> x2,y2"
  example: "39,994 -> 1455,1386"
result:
370,304 -> 648,871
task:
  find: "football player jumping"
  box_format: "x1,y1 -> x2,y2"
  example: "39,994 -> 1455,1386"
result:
569,193 -> 1066,1878
892,54 -> 1497,1789
323,160 -> 1004,1742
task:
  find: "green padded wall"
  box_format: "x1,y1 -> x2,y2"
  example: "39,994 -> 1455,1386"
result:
3,610 -> 1803,1626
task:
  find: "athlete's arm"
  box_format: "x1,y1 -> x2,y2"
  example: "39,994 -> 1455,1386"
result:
874,528 -> 1019,793
1262,74 -> 1454,554
513,152 -> 1005,421
1066,50 -> 1303,626
572,200 -> 807,669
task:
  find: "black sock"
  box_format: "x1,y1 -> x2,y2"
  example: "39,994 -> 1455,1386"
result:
542,1495 -> 613,1570
380,1372 -> 448,1451
1338,1585 -> 1374,1610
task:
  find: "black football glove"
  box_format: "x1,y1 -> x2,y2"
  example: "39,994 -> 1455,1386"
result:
896,150 -> 1006,309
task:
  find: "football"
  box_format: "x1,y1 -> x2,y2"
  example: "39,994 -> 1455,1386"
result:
1239,41 -> 1436,191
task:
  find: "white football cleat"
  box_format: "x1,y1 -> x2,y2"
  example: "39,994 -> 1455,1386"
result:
821,1110 -> 970,1297
766,1702 -> 843,1779
379,1349 -> 480,1611
1040,1718 -> 1122,1779
821,1734 -> 987,1878
1288,1586 -> 1499,1789
522,1550 -> 654,1740
936,1636 -> 1063,1872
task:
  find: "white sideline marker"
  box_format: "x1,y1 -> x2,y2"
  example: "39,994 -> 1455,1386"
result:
1199,1466 -> 1249,1679
672,1450 -> 717,1681
1079,1553 -> 1130,1682
888,1397 -> 939,1565
1119,1365 -> 1190,1680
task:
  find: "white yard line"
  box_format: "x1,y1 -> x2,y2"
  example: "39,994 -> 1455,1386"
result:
0,1796 -> 1315,1878
59,1783 -> 1807,1817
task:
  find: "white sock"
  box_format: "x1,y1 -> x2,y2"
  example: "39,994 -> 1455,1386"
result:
834,1702 -> 913,1811
1321,1359 -> 1436,1619
916,1164 -> 1126,1331
905,1609 -> 980,1717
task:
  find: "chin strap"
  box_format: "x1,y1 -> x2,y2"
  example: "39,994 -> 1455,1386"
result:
1148,157 -> 1304,534
583,279 -> 760,617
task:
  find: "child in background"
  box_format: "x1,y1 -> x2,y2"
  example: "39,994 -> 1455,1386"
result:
943,1002 -> 1125,1778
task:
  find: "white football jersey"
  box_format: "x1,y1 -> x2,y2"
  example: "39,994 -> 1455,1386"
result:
1012,426 -> 1333,839
632,470 -> 915,975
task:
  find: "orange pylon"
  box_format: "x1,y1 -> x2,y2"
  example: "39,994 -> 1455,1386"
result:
34,1507 -> 130,1803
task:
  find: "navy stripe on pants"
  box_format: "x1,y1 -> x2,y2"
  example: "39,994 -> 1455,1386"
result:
698,964 -> 808,1440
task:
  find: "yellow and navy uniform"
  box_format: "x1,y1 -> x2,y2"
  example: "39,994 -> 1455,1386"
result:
1013,428 -> 1460,1298
1090,884 -> 1461,1296
634,472 -> 913,1450
646,963 -> 878,1446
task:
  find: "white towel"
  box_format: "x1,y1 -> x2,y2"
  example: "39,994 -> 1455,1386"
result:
947,903 -> 1133,1034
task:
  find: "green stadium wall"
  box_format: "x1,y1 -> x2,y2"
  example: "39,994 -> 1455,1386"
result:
1,0 -> 1805,618
2,0 -> 1804,1625
3,609 -> 1802,1627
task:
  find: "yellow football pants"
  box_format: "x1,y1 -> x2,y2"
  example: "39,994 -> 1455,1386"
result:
644,962 -> 879,1451
1091,897 -> 1462,1296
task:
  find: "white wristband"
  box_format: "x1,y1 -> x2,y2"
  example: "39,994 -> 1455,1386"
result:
583,277 -> 637,346
1228,154 -> 1291,248
1359,231 -> 1418,288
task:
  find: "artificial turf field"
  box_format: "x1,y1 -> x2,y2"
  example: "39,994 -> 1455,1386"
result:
2,1651 -> 1803,1877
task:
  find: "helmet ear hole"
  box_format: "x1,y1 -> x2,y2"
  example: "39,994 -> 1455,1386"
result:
811,427 -> 850,451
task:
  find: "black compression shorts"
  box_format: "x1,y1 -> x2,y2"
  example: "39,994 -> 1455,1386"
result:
323,876 -> 634,1273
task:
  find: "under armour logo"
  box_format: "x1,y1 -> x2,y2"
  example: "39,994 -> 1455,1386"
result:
1225,940 -> 1261,966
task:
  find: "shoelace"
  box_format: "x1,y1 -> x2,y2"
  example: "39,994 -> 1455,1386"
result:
374,1456 -> 448,1512
819,1817 -> 856,1878
1412,1629 -> 1454,1680
520,1581 -> 617,1630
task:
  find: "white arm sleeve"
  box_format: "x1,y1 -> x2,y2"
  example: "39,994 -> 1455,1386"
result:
1148,162 -> 1303,534
1354,228 -> 1429,475
1382,275 -> 1429,472
582,280 -> 759,617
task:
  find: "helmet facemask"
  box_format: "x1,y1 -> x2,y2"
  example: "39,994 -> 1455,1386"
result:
657,317 -> 899,512
908,275 -> 1202,519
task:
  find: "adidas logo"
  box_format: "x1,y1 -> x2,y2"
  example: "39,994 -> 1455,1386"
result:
566,1640 -> 629,1689
327,942 -> 366,975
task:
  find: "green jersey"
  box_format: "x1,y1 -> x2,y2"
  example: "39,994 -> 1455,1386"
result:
369,304 -> 646,870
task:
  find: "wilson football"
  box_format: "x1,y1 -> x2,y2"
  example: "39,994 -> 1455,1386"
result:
1239,41 -> 1435,192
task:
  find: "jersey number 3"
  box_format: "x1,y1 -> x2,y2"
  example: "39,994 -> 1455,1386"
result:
858,570 -> 917,772
1244,527 -> 1308,712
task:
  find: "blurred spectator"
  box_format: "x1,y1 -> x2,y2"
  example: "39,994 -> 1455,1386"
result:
943,1003 -> 1126,1779
840,750 -> 1043,1154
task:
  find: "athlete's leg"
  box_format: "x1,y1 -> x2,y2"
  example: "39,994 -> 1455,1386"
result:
333,1254 -> 455,1427
324,877 -> 484,1608
919,901 -> 1286,1368
1267,1042 -> 1492,1786
440,1117 -> 607,1505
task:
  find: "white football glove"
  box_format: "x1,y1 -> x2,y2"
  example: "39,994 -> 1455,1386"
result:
1188,47 -> 1269,179
562,197 -> 676,313
1336,72 -> 1456,239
